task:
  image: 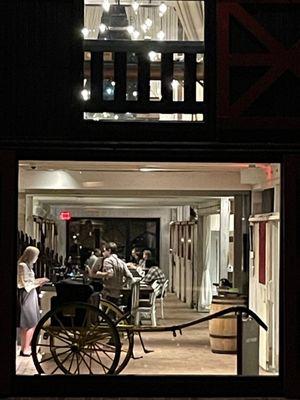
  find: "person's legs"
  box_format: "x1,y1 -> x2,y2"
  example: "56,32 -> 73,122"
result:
20,327 -> 35,354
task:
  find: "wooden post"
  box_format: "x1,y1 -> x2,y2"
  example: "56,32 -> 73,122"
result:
219,198 -> 230,280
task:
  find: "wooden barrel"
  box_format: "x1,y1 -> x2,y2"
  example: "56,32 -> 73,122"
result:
209,295 -> 247,354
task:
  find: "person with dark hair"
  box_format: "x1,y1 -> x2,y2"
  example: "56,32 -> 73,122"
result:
140,249 -> 154,271
96,242 -> 134,306
84,248 -> 101,269
85,254 -> 104,292
131,247 -> 142,264
127,247 -> 144,277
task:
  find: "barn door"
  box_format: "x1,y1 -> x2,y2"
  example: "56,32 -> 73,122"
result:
249,214 -> 280,372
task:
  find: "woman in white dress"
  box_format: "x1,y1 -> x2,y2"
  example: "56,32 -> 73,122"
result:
17,246 -> 49,356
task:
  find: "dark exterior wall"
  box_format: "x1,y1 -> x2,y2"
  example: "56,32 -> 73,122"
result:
1,0 -> 300,398
217,1 -> 300,141
6,0 -> 82,142
4,0 -> 300,146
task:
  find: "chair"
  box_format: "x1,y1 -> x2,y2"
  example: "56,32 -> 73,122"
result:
130,278 -> 141,314
134,280 -> 161,327
157,279 -> 169,319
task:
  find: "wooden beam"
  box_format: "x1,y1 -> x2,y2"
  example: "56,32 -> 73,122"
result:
84,39 -> 204,54
84,60 -> 204,80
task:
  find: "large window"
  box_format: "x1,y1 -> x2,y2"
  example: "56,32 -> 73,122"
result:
67,217 -> 160,266
16,160 -> 280,378
82,1 -> 205,122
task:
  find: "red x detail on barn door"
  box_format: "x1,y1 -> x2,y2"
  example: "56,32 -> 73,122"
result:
217,1 -> 300,129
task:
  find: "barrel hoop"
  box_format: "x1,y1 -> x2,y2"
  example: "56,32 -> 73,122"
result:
211,349 -> 237,354
210,334 -> 237,339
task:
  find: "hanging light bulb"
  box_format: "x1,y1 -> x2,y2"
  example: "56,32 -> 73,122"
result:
132,1 -> 139,14
127,25 -> 135,34
99,23 -> 107,33
132,30 -> 140,40
157,30 -> 165,40
81,27 -> 89,38
171,79 -> 179,89
103,0 -> 110,13
159,2 -> 167,17
81,89 -> 90,101
148,51 -> 157,62
145,18 -> 153,28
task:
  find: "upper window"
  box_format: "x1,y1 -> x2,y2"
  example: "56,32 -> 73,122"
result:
82,1 -> 205,122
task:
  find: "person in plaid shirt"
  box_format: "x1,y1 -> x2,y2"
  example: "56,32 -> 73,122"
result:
142,265 -> 166,288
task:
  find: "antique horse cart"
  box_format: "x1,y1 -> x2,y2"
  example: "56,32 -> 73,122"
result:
31,279 -> 267,375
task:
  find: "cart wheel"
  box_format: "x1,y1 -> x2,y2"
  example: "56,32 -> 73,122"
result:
99,299 -> 134,374
32,302 -> 121,375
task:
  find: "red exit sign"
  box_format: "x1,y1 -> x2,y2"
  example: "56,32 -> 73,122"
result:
59,211 -> 72,221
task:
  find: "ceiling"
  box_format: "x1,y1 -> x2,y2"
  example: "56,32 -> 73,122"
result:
19,161 -> 265,173
20,161 -> 278,209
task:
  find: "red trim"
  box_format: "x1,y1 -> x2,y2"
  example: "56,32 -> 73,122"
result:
259,222 -> 266,285
230,63 -> 287,117
229,3 -> 285,52
217,1 -> 300,127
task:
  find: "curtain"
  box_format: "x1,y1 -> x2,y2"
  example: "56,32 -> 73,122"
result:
126,5 -> 178,40
197,215 -> 212,311
174,1 -> 204,41
84,5 -> 102,39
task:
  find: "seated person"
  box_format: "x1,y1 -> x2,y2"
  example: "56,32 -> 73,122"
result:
84,248 -> 101,269
142,265 -> 166,290
85,255 -> 103,292
139,249 -> 154,272
127,248 -> 145,277
129,249 -> 155,278
131,247 -> 143,264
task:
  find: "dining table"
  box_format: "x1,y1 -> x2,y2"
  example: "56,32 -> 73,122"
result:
121,279 -> 154,311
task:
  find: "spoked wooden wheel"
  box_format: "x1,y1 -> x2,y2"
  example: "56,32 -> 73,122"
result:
32,302 -> 121,375
99,299 -> 134,374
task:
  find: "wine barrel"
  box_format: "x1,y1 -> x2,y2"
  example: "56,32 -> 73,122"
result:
209,295 -> 247,354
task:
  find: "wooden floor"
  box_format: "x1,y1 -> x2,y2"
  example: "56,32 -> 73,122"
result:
16,293 -> 273,376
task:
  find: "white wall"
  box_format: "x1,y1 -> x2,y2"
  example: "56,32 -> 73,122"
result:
18,194 -> 26,232
19,169 -> 252,192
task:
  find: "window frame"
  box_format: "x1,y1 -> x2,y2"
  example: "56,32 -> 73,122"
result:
80,0 -> 216,142
1,148 -> 293,397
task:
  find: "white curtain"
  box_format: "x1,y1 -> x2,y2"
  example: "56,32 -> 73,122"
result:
198,215 -> 212,311
174,1 -> 204,41
84,5 -> 102,39
126,5 -> 179,40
